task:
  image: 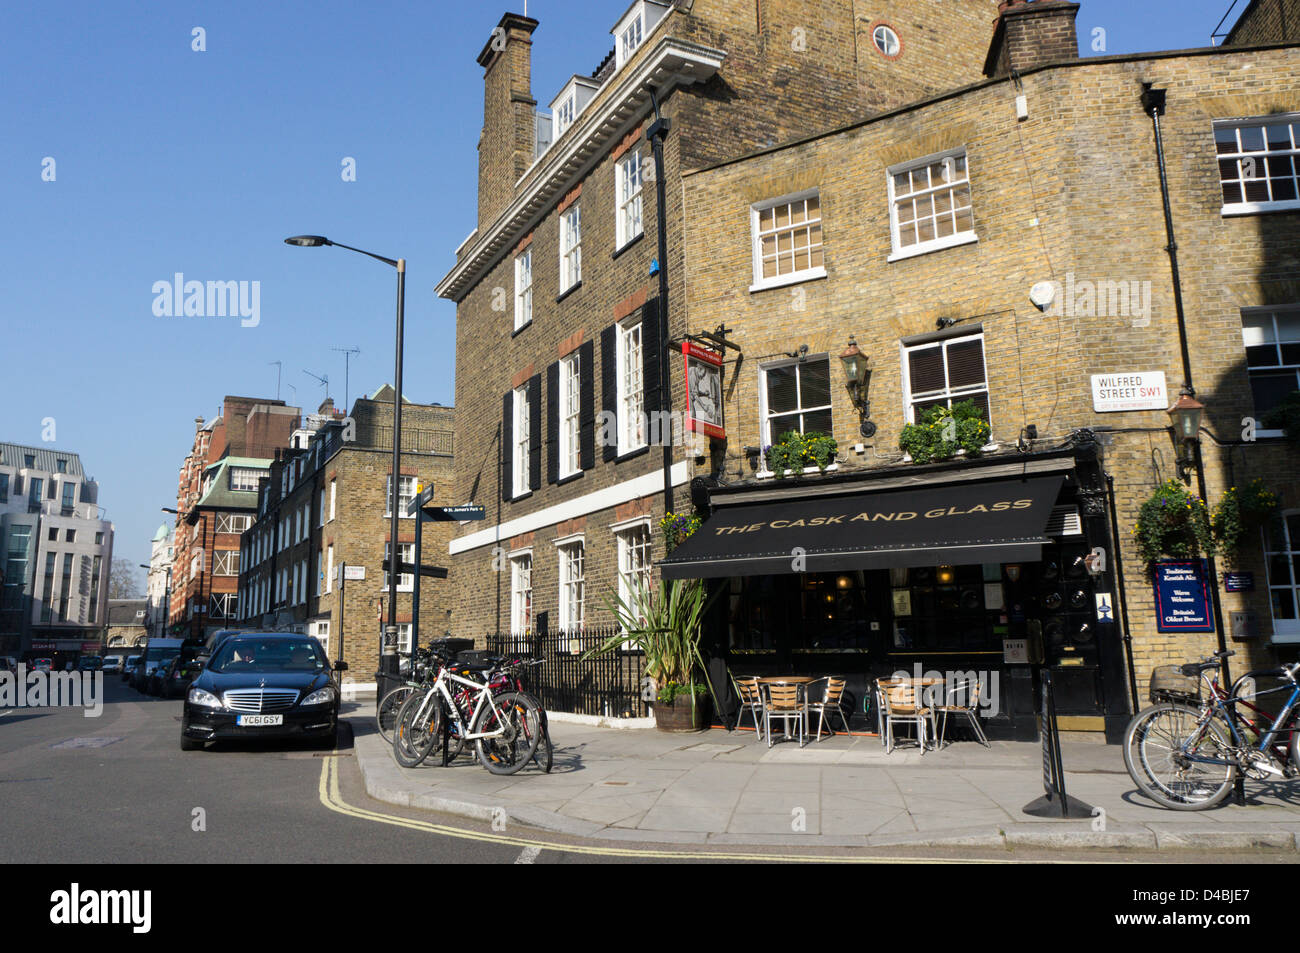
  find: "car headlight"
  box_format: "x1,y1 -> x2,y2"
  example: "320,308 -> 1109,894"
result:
301,687 -> 335,707
188,688 -> 223,708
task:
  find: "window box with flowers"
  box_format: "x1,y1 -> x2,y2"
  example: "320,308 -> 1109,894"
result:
1134,480 -> 1216,567
897,400 -> 990,464
763,430 -> 838,480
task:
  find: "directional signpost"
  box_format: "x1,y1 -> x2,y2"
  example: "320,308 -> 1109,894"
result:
404,485 -> 486,654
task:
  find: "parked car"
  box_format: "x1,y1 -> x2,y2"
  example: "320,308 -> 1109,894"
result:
134,637 -> 185,693
102,655 -> 124,674
77,656 -> 102,672
181,633 -> 346,750
122,655 -> 142,682
158,655 -> 205,699
31,658 -> 52,673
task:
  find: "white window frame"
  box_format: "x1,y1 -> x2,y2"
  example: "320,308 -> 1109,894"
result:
325,544 -> 334,594
872,23 -> 901,58
560,203 -> 582,293
329,479 -> 336,521
384,542 -> 414,593
229,467 -> 260,492
509,550 -> 533,636
216,513 -> 252,535
318,487 -> 325,527
559,352 -> 582,479
887,148 -> 977,262
514,248 -> 533,331
553,92 -> 577,139
396,623 -> 412,655
900,331 -> 991,426
617,316 -> 646,454
314,620 -> 330,656
1265,513 -> 1300,641
617,10 -> 644,67
557,537 -> 585,631
1215,115 -> 1300,216
757,355 -> 835,465
385,475 -> 416,519
1241,306 -> 1300,439
616,150 -> 644,249
615,520 -> 653,622
749,189 -> 826,292
513,385 -> 531,498
213,550 -> 240,577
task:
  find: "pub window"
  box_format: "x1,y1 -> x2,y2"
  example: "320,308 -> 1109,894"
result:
902,332 -> 990,425
887,149 -> 976,261
1241,306 -> 1300,434
759,356 -> 832,461
750,191 -> 825,291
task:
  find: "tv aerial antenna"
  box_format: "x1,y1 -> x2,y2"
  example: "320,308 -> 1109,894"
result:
331,346 -> 361,413
303,369 -> 330,402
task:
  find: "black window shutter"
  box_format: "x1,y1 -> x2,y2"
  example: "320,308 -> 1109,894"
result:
642,297 -> 662,414
600,325 -> 618,462
579,339 -> 596,471
501,390 -> 513,502
528,374 -> 542,491
546,361 -> 560,485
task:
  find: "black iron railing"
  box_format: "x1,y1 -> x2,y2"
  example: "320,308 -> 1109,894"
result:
486,625 -> 648,718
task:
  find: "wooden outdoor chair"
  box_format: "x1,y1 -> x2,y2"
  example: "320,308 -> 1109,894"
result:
876,678 -> 935,754
933,679 -> 991,748
731,675 -> 764,735
806,676 -> 852,741
762,682 -> 808,748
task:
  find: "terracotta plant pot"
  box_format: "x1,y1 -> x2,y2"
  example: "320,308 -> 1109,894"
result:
653,690 -> 712,732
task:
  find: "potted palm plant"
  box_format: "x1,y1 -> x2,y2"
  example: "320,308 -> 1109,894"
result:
585,577 -> 719,732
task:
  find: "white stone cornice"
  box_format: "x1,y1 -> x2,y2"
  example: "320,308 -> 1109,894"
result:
435,36 -> 725,303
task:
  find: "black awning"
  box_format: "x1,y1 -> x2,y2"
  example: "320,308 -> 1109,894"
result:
659,475 -> 1064,579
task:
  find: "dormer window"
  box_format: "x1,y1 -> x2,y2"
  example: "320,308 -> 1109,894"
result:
554,94 -> 576,139
613,1 -> 670,70
548,76 -> 600,142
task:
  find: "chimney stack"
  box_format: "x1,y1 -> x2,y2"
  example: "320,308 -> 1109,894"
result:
984,0 -> 1080,78
476,12 -> 539,230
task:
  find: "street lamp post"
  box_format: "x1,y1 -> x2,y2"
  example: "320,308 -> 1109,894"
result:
286,236 -> 406,683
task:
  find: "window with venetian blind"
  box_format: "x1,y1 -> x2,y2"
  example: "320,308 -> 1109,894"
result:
903,333 -> 990,424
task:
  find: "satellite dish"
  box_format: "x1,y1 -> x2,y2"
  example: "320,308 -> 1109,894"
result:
1030,281 -> 1056,310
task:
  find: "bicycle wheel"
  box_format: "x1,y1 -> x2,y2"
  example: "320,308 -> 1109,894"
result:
1123,704 -> 1236,810
392,689 -> 441,768
376,685 -> 415,745
524,694 -> 553,772
473,691 -> 541,776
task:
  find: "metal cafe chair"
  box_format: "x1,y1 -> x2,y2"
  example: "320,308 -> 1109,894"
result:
761,681 -> 808,748
806,676 -> 852,741
876,678 -> 935,754
933,679 -> 991,748
731,674 -> 765,735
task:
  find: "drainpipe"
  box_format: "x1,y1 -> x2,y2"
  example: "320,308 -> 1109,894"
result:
1142,82 -> 1231,685
647,87 -> 674,515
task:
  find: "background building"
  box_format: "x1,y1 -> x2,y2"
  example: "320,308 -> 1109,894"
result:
0,442 -> 113,665
238,390 -> 456,691
143,523 -> 174,639
168,396 -> 300,639
103,599 -> 148,651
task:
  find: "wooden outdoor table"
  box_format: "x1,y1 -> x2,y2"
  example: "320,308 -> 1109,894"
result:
755,676 -> 819,684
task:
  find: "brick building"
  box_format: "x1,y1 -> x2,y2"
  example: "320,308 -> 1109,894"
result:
236,391 -> 456,691
169,396 -> 300,638
436,0 -> 1006,646
657,0 -> 1300,738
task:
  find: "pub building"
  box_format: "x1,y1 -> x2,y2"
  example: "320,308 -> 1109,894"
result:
662,432 -> 1128,741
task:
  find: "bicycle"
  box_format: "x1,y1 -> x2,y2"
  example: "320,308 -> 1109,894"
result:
376,648 -> 439,745
1123,650 -> 1300,810
393,656 -> 542,775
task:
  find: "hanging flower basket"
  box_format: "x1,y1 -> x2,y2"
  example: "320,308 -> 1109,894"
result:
1211,478 -> 1279,560
660,512 -> 701,554
1134,479 -> 1215,566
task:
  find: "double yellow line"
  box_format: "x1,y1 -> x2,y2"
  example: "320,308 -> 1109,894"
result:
318,757 -> 1061,863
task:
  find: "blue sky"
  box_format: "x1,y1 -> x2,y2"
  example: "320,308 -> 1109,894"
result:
0,0 -> 1245,583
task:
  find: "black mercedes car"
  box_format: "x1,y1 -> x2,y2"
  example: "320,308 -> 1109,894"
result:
180,633 -> 347,750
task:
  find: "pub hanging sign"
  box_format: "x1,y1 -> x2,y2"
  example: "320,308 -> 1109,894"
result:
1153,559 -> 1214,633
682,341 -> 725,439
